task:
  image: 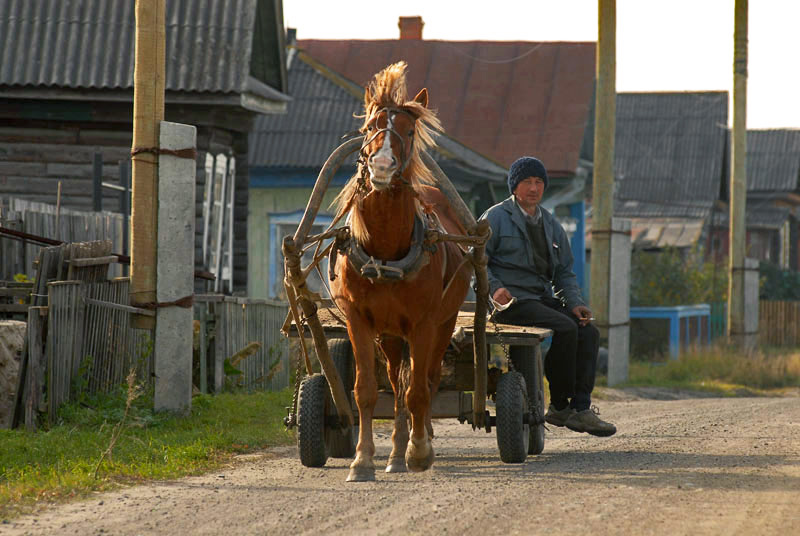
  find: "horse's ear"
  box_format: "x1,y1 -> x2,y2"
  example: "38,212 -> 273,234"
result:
413,88 -> 428,108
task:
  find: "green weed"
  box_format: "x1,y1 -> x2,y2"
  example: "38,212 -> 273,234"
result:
0,388 -> 294,519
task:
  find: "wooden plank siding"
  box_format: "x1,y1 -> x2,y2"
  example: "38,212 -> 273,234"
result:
0,122 -> 250,293
759,300 -> 800,347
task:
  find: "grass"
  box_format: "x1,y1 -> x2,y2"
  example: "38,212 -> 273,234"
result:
598,344 -> 800,395
0,386 -> 294,520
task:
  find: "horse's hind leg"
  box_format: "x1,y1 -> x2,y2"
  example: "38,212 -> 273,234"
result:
426,314 -> 459,441
381,335 -> 409,473
346,316 -> 378,482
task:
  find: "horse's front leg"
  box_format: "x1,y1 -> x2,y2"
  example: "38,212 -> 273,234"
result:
405,322 -> 436,472
380,335 -> 409,473
346,316 -> 378,482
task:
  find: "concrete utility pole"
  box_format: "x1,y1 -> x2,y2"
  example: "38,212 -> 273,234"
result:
130,0 -> 166,329
728,0 -> 749,348
591,0 -> 630,385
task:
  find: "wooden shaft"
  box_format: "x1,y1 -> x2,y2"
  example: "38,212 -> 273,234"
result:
420,152 -> 477,234
283,236 -> 354,427
130,0 -> 166,329
470,220 -> 491,430
293,138 -> 361,249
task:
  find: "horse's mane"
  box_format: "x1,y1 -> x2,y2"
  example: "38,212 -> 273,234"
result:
332,61 -> 442,240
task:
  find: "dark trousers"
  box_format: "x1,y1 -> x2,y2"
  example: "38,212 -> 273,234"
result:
496,298 -> 599,411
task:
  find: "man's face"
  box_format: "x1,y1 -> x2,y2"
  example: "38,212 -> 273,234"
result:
514,176 -> 545,211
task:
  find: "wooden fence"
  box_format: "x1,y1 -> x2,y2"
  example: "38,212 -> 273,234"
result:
194,295 -> 289,393
30,279 -> 153,424
759,301 -> 800,347
0,197 -> 127,280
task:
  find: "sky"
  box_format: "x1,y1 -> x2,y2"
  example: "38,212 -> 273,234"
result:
284,0 -> 800,129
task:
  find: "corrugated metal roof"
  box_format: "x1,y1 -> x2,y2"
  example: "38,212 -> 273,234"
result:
746,129 -> 800,192
615,92 -> 728,213
297,39 -> 596,175
250,52 -> 363,169
0,0 -> 287,98
615,199 -> 713,220
583,91 -> 728,218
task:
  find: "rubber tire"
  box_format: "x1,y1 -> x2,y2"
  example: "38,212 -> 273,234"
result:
510,345 -> 545,455
495,371 -> 529,463
325,339 -> 357,458
297,374 -> 328,467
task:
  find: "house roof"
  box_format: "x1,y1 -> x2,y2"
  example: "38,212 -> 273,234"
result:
297,39 -> 596,176
249,50 -> 507,185
746,129 -> 800,192
0,0 -> 289,110
583,91 -> 729,219
250,51 -> 361,169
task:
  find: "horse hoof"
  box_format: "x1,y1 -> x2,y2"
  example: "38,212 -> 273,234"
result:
385,457 -> 407,473
346,466 -> 376,482
405,443 -> 435,473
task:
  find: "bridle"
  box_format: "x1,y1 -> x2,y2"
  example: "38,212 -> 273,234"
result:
359,106 -> 417,182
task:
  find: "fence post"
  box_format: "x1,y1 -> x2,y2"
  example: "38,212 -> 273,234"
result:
93,153 -> 103,212
213,301 -> 226,393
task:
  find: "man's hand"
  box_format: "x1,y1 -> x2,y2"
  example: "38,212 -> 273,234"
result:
571,305 -> 593,327
492,287 -> 513,306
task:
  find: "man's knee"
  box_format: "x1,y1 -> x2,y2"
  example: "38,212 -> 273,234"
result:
553,319 -> 578,340
581,323 -> 599,343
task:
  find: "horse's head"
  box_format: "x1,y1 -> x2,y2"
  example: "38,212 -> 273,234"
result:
360,89 -> 427,191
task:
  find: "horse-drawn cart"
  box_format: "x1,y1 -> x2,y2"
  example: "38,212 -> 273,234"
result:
280,62 -> 549,480
286,306 -> 552,467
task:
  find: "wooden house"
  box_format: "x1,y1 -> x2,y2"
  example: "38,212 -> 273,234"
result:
0,0 -> 289,292
582,91 -> 730,252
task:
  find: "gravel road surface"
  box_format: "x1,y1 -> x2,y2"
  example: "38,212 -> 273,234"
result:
3,392 -> 799,535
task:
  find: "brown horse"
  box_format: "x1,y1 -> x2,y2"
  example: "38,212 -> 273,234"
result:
330,62 -> 471,482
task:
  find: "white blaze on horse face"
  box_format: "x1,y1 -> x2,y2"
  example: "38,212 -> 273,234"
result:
368,113 -> 397,189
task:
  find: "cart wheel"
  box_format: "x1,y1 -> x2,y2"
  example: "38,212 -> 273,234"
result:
510,346 -> 545,455
325,339 -> 357,458
297,374 -> 328,467
495,371 -> 529,463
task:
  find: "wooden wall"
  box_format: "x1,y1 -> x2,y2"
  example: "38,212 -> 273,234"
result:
0,107 -> 251,294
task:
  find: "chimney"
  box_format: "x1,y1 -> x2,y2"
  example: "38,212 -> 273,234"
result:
398,16 -> 424,40
286,28 -> 297,47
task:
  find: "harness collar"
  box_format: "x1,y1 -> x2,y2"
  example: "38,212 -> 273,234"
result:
338,213 -> 437,282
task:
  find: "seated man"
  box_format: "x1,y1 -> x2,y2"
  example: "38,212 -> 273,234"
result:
480,156 -> 616,437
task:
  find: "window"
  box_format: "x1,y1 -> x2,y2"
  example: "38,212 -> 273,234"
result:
201,153 -> 235,293
268,211 -> 334,300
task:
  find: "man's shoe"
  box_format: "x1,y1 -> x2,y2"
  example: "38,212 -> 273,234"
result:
565,406 -> 617,437
544,404 -> 576,427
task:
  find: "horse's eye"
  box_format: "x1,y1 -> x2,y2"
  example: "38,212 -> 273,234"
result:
367,124 -> 374,132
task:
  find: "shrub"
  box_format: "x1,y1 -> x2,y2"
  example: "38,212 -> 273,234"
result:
630,247 -> 728,306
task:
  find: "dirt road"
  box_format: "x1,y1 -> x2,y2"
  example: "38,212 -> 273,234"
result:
4,392 -> 800,536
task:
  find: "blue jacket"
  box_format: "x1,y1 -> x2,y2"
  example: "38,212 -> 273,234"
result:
479,197 -> 585,311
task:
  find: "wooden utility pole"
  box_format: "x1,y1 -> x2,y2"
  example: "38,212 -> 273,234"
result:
590,0 -> 616,340
130,0 -> 166,329
728,0 -> 748,345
